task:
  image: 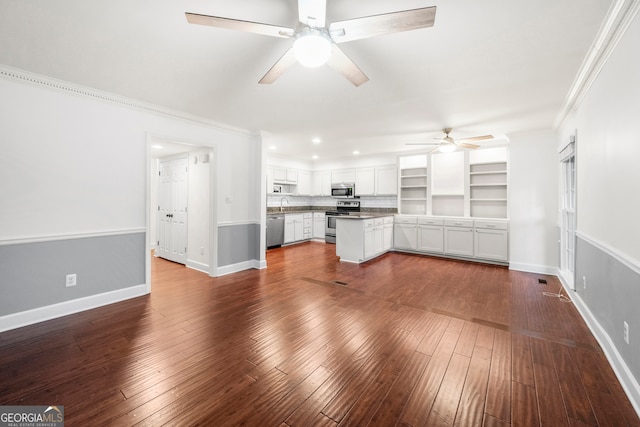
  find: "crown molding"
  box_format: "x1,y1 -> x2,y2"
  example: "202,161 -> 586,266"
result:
0,64 -> 254,137
554,0 -> 640,129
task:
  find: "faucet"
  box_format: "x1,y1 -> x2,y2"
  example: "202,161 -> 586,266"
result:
280,197 -> 289,212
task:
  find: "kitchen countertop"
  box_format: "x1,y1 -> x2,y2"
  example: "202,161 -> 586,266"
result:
334,213 -> 395,219
267,206 -> 333,215
267,207 -> 397,215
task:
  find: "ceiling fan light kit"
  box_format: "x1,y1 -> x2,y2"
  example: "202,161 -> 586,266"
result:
185,1 -> 436,85
292,29 -> 333,68
438,143 -> 457,153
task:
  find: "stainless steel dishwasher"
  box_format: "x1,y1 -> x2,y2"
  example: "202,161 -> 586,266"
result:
266,215 -> 285,248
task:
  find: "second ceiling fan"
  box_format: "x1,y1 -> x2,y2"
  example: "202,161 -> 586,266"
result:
186,0 -> 436,86
407,128 -> 495,153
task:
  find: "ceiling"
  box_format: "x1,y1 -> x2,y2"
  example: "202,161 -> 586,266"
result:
0,0 -> 613,162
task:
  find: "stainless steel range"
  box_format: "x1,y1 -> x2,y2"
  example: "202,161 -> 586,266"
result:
325,200 -> 360,244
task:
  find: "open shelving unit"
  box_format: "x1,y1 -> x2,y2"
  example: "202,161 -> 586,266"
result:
469,161 -> 507,218
398,147 -> 508,219
399,154 -> 428,215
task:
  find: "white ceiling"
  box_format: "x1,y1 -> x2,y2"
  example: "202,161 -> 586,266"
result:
0,0 -> 613,162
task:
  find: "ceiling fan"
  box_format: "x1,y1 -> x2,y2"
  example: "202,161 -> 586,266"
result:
406,128 -> 494,153
185,0 -> 436,86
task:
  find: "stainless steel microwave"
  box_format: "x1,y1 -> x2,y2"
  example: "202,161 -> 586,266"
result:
331,183 -> 355,198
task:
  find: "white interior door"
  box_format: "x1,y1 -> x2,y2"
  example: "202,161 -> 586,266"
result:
157,157 -> 188,264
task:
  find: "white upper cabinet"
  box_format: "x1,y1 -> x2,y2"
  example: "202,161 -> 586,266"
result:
375,166 -> 397,195
272,166 -> 298,184
286,168 -> 298,184
312,170 -> 331,196
273,166 -> 287,183
296,170 -> 311,195
355,168 -> 375,195
332,169 -> 356,184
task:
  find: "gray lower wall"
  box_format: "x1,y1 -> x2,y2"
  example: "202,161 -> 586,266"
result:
575,235 -> 640,385
217,223 -> 260,267
0,232 -> 146,316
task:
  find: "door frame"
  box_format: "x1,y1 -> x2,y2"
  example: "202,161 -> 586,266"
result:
559,134 -> 576,290
145,133 -> 218,293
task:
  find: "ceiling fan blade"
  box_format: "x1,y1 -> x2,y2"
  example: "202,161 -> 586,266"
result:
326,45 -> 369,87
259,48 -> 297,84
456,142 -> 480,149
458,135 -> 494,143
185,12 -> 295,38
298,0 -> 326,28
329,6 -> 436,43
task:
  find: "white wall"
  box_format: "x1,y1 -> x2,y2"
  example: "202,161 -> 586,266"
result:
0,76 -> 259,241
0,71 -> 261,273
508,130 -> 560,273
557,11 -> 640,414
267,152 -> 397,172
561,18 -> 640,263
187,150 -> 212,269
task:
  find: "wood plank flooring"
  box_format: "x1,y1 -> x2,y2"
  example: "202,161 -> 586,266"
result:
1,242 -> 638,426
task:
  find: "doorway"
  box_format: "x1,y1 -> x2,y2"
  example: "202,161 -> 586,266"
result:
157,156 -> 188,264
146,135 -> 216,293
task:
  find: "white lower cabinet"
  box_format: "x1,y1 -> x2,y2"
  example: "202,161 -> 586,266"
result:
395,216 -> 508,264
284,213 -> 305,244
363,221 -> 376,259
444,219 -> 474,257
474,220 -> 508,261
383,217 -> 394,251
313,212 -> 325,239
417,217 -> 444,253
394,216 -> 418,250
373,218 -> 385,255
337,216 -> 394,263
303,212 -> 312,240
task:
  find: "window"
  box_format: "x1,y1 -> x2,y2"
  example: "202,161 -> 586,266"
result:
560,139 -> 576,289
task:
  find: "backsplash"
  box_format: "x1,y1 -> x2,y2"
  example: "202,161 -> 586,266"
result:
267,195 -> 397,210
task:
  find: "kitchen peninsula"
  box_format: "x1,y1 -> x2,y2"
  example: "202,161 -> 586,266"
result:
335,214 -> 394,263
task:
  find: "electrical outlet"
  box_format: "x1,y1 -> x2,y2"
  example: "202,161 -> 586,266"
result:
623,321 -> 630,344
200,246 -> 205,256
583,276 -> 587,289
66,273 -> 77,287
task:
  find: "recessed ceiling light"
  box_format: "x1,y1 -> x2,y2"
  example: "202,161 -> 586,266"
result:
269,145 -> 277,150
312,137 -> 321,144
353,150 -> 360,155
312,155 -> 318,159
152,145 -> 163,149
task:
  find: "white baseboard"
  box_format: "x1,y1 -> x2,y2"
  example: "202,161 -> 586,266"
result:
509,261 -> 558,275
186,259 -> 209,274
0,284 -> 148,333
557,275 -> 640,418
216,259 -> 263,276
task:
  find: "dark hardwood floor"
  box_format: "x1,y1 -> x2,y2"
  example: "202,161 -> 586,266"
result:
1,242 -> 638,426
